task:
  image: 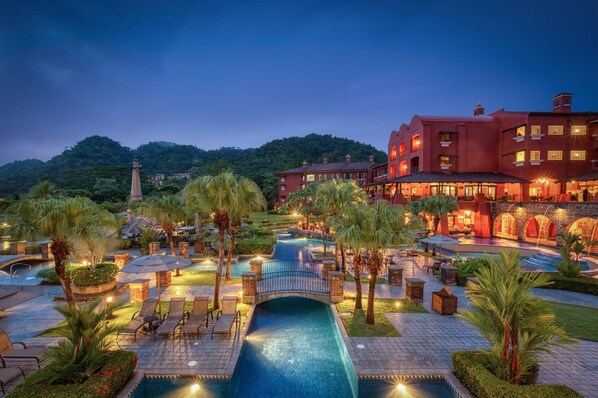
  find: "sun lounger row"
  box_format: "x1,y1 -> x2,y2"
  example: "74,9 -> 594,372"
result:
0,329 -> 46,393
117,296 -> 240,345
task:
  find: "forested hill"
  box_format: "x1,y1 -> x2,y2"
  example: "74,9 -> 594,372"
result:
0,134 -> 386,207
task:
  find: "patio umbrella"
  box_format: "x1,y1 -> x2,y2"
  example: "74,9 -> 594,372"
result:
420,235 -> 460,258
120,255 -> 192,316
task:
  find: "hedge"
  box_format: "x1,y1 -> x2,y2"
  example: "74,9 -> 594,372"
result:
541,272 -> 598,296
452,351 -> 582,398
36,268 -> 60,285
70,263 -> 119,286
8,350 -> 137,398
236,237 -> 275,255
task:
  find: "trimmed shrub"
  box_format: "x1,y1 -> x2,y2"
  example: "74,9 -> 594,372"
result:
452,351 -> 581,398
542,272 -> 598,296
36,268 -> 60,285
236,237 -> 275,255
70,263 -> 119,286
8,350 -> 137,398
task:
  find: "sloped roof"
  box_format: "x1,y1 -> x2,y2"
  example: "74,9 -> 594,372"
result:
559,169 -> 598,182
277,161 -> 372,174
386,172 -> 529,184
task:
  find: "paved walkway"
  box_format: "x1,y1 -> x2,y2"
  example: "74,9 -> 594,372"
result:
342,253 -> 598,397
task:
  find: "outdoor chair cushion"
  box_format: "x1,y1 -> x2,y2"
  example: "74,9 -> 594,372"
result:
0,367 -> 24,393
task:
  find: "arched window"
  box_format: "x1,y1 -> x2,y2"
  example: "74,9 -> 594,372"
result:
411,135 -> 421,151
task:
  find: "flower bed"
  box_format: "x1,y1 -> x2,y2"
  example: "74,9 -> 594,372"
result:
8,350 -> 137,398
70,262 -> 119,286
452,351 -> 581,398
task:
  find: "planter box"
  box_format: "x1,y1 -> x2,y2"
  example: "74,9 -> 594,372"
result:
432,287 -> 457,315
71,279 -> 116,295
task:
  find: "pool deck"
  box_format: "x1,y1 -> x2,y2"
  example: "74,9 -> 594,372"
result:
1,246 -> 598,396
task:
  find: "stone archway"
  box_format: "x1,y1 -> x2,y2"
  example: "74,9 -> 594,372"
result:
566,217 -> 598,254
522,215 -> 557,246
493,213 -> 518,240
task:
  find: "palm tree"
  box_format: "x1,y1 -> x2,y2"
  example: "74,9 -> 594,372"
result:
409,195 -> 458,255
336,213 -> 366,310
557,232 -> 597,278
226,177 -> 266,281
315,180 -> 367,265
7,196 -> 114,307
459,250 -> 574,384
337,201 -> 419,324
73,212 -> 120,269
142,194 -> 190,256
278,182 -> 321,230
184,171 -> 237,310
26,181 -> 57,200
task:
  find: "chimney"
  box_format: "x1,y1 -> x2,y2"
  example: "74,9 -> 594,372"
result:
368,155 -> 374,164
473,103 -> 485,116
302,160 -> 308,168
553,92 -> 572,113
322,157 -> 329,164
345,154 -> 351,164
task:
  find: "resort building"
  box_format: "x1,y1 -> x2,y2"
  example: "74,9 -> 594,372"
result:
275,154 -> 377,206
365,92 -> 598,244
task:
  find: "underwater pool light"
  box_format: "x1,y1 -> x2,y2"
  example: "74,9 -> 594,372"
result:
191,383 -> 200,392
396,383 -> 406,392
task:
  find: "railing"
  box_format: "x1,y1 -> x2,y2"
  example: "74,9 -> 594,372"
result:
257,270 -> 329,295
262,259 -> 321,274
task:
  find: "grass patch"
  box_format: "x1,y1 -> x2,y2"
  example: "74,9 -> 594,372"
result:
336,298 -> 427,337
248,212 -> 295,227
39,300 -> 251,337
344,273 -> 388,284
547,301 -> 598,342
171,271 -> 242,286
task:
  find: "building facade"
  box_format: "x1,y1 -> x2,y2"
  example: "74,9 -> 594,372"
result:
275,154 -> 377,206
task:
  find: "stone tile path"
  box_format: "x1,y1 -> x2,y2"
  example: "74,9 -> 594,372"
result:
342,253 -> 598,397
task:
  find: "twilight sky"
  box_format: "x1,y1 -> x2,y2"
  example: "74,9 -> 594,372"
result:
1,0 -> 597,165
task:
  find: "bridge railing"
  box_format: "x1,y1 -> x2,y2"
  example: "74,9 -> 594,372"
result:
261,260 -> 321,274
257,270 -> 329,295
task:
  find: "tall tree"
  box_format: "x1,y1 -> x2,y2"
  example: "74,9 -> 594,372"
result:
336,201 -> 420,324
26,181 -> 57,199
226,177 -> 266,281
7,196 -> 115,307
315,179 -> 366,269
459,250 -> 574,384
183,171 -> 237,310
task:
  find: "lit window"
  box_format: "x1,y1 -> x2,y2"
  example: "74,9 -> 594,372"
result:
530,151 -> 541,161
516,151 -> 525,162
516,126 -> 525,137
389,165 -> 396,178
411,135 -> 421,151
306,174 -> 315,182
281,185 -> 286,191
390,146 -> 397,160
531,125 -> 541,135
440,132 -> 451,142
399,142 -> 407,157
570,150 -> 586,160
399,161 -> 407,176
547,150 -> 563,160
440,156 -> 451,165
571,125 -> 586,135
280,176 -> 286,182
318,174 -> 326,181
548,125 -> 563,135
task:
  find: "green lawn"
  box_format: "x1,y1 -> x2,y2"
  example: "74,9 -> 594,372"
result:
248,212 -> 295,227
344,273 -> 388,284
547,301 -> 598,342
39,300 -> 251,337
171,271 -> 242,286
336,298 -> 427,337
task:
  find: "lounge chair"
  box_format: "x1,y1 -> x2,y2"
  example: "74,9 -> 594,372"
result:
155,297 -> 186,340
211,296 -> 241,339
0,366 -> 24,394
181,296 -> 212,339
0,329 -> 47,369
116,299 -> 158,346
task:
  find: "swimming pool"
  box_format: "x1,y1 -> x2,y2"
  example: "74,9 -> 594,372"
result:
185,237 -> 332,276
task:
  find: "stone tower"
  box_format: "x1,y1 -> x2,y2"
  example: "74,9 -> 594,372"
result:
130,158 -> 143,202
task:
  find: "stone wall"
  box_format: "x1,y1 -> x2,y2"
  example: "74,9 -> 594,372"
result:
492,202 -> 598,246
